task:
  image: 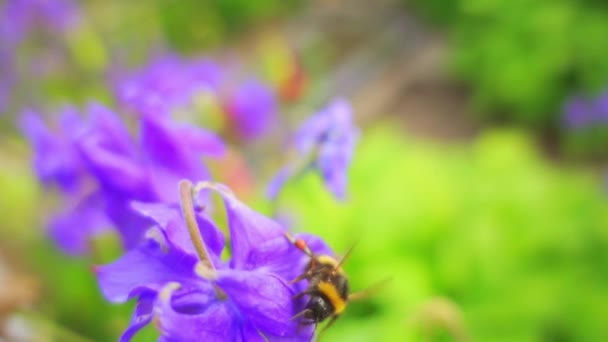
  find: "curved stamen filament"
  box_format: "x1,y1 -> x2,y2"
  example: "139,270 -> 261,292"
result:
178,180 -> 214,270
179,179 -> 227,300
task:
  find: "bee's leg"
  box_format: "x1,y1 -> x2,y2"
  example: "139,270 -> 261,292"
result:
290,272 -> 311,284
320,314 -> 340,333
292,289 -> 313,300
290,308 -> 312,321
312,323 -> 319,342
293,315 -> 315,337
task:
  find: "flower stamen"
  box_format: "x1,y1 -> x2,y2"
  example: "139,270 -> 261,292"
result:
178,179 -> 215,270
179,179 -> 227,300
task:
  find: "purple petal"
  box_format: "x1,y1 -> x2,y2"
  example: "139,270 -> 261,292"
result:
104,194 -> 153,249
139,116 -> 213,203
86,102 -> 135,154
19,109 -> 83,192
242,236 -> 293,275
140,115 -> 192,171
79,136 -> 147,195
131,201 -> 225,263
269,98 -> 357,202
226,80 -> 277,140
210,185 -> 286,269
119,291 -> 156,342
147,166 -> 196,204
155,285 -> 240,342
248,233 -> 334,281
130,201 -> 178,229
177,124 -> 225,158
48,196 -> 110,255
115,56 -> 222,118
318,143 -> 350,200
216,269 -> 299,337
266,166 -> 293,200
96,240 -> 200,303
189,59 -> 222,90
294,111 -> 330,154
77,104 -> 147,195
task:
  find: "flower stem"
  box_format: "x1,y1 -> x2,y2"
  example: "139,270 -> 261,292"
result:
178,179 -> 214,270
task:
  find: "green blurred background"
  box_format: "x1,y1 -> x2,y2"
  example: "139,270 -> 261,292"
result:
2,0 -> 608,341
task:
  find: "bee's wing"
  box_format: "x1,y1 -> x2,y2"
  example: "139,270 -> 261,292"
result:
348,277 -> 392,301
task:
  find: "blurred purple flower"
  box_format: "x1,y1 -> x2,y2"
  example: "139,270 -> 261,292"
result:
224,79 -> 277,140
20,107 -> 110,254
20,103 -> 225,254
20,107 -> 86,192
563,91 -> 608,130
0,0 -> 80,44
594,91 -> 608,122
114,55 -> 280,141
114,55 -> 222,117
268,98 -> 358,201
563,97 -> 592,129
96,184 -> 331,341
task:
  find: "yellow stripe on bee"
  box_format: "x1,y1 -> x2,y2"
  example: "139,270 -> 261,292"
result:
318,281 -> 347,314
317,255 -> 344,272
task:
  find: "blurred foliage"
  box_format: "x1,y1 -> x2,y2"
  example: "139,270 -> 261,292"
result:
409,0 -> 608,128
563,127 -> 608,160
157,0 -> 302,52
277,124 -> 608,341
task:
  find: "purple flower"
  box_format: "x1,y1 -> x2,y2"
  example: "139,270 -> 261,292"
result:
21,103 -> 225,254
20,107 -> 86,192
114,54 -> 280,141
563,96 -> 593,129
114,55 -> 222,118
0,0 -> 80,44
562,91 -> 608,130
20,107 -> 110,254
48,193 -> 111,255
594,91 -> 608,122
268,98 -> 358,201
224,79 -> 277,140
96,182 -> 332,341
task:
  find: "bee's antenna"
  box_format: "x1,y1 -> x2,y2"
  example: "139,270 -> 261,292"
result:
284,232 -> 314,258
334,243 -> 356,270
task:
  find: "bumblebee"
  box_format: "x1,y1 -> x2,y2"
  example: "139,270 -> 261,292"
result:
284,233 -> 354,330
